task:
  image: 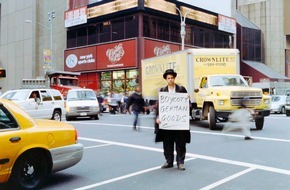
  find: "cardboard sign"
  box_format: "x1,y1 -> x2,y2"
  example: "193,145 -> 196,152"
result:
159,92 -> 189,130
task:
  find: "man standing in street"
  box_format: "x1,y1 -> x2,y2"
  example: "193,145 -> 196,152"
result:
155,69 -> 191,170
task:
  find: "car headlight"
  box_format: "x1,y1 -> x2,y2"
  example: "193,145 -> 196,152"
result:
264,99 -> 270,104
218,100 -> 224,105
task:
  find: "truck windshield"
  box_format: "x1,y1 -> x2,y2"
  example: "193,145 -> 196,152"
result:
209,76 -> 248,87
59,78 -> 78,86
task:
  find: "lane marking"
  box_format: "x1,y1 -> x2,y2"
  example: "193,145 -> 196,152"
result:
73,157 -> 196,190
71,121 -> 290,143
198,168 -> 255,190
79,137 -> 290,175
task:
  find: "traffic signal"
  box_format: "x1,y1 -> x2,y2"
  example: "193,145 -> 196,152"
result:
0,69 -> 6,78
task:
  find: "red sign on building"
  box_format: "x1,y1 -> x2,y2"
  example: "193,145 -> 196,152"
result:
96,40 -> 137,70
64,46 -> 97,72
64,39 -> 137,72
144,39 -> 181,58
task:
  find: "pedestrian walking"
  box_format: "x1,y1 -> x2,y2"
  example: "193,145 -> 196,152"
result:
222,97 -> 254,140
126,85 -> 147,131
155,69 -> 191,171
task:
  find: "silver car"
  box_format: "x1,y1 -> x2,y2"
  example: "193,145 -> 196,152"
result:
270,95 -> 287,114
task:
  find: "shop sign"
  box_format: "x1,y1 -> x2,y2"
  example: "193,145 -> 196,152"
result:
144,39 -> 180,58
218,14 -> 236,34
64,46 -> 97,71
96,40 -> 137,70
65,6 -> 87,27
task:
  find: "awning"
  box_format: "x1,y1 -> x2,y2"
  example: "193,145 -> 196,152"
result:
242,60 -> 288,80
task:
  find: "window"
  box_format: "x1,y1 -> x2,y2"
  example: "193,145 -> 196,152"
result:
157,19 -> 169,41
51,90 -> 63,101
242,27 -> 262,61
67,29 -> 77,48
143,15 -> 156,38
77,27 -> 88,46
0,105 -> 18,129
112,18 -> 124,41
125,16 -> 138,38
41,90 -> 52,101
88,25 -> 98,45
99,22 -> 111,43
170,22 -> 180,43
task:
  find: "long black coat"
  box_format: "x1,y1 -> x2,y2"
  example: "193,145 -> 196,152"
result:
155,84 -> 191,143
126,92 -> 145,112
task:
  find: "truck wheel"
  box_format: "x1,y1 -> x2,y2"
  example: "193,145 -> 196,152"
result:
286,110 -> 290,116
10,151 -> 48,190
208,106 -> 217,130
255,117 -> 264,130
52,110 -> 61,121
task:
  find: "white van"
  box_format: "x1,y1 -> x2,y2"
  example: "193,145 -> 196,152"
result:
1,89 -> 65,121
65,89 -> 100,121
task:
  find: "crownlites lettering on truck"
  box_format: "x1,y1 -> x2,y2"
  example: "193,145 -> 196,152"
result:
145,62 -> 177,76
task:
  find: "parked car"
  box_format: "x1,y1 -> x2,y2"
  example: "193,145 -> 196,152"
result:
0,89 -> 65,121
65,89 -> 100,121
0,98 -> 83,190
270,95 -> 287,114
285,96 -> 290,116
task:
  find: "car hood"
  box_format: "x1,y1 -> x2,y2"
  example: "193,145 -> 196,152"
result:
66,100 -> 99,107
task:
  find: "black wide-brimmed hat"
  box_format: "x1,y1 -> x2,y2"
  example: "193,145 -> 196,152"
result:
163,69 -> 177,79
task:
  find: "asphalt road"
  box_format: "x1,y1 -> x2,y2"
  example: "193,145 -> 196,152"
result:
4,113 -> 290,190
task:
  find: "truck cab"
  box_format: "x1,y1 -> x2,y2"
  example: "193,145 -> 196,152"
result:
194,74 -> 270,130
48,71 -> 80,97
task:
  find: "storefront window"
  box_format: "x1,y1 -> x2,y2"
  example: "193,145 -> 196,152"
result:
113,70 -> 125,79
101,72 -> 111,80
125,69 -> 139,92
101,81 -> 111,92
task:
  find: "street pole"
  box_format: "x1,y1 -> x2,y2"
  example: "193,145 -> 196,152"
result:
176,7 -> 189,50
48,11 -> 55,71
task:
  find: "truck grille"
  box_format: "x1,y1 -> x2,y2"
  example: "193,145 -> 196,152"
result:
231,91 -> 262,106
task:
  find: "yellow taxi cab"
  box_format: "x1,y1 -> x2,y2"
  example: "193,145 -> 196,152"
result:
0,98 -> 83,190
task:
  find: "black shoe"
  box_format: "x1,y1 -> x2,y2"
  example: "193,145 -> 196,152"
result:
133,127 -> 137,131
177,164 -> 185,170
244,136 -> 253,140
161,162 -> 173,169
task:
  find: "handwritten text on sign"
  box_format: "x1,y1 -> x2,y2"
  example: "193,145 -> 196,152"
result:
159,92 -> 189,130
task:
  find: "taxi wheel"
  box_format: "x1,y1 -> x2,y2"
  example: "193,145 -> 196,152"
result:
52,110 -> 61,121
10,151 -> 48,190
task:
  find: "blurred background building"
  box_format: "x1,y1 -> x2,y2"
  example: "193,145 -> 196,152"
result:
0,0 -> 289,94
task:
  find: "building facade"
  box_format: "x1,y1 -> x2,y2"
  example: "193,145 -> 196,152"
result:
237,0 -> 290,78
2,0 -> 286,93
64,0 -> 236,93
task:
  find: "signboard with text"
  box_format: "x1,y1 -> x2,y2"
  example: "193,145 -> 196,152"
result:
64,46 -> 97,71
65,6 -> 87,27
96,40 -> 137,70
158,92 -> 189,130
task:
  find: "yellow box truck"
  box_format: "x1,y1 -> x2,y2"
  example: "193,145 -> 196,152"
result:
141,48 -> 270,130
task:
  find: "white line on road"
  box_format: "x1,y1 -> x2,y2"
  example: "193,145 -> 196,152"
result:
70,121 -> 290,143
73,156 -> 196,190
77,137 -> 290,190
198,168 -> 256,190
